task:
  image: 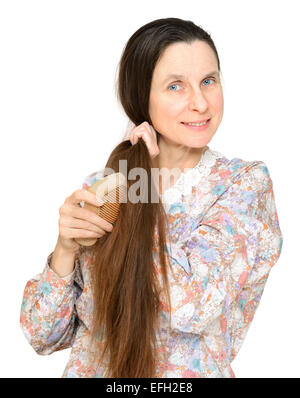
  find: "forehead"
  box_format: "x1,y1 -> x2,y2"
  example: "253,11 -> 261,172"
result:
153,40 -> 218,80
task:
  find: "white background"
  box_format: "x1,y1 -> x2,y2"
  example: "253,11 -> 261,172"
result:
0,0 -> 298,378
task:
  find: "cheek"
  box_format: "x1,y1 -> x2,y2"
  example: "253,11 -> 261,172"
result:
163,97 -> 185,120
151,97 -> 182,123
210,90 -> 224,111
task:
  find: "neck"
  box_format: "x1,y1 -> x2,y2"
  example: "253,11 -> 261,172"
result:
152,142 -> 207,172
152,142 -> 208,196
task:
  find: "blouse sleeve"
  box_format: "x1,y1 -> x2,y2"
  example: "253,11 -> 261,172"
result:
19,247 -> 84,355
167,161 -> 283,344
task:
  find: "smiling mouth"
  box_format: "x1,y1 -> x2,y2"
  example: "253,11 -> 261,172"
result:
181,119 -> 210,126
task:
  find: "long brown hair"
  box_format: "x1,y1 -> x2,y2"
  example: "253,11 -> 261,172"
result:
86,17 -> 221,378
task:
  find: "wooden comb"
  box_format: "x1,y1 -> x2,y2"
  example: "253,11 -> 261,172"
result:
75,172 -> 127,246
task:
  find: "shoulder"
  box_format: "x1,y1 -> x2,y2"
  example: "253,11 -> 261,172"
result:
162,147 -> 273,216
186,148 -> 275,222
209,147 -> 273,193
228,158 -> 273,195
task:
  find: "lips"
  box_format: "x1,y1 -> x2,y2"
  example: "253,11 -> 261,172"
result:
181,118 -> 210,124
181,118 -> 211,131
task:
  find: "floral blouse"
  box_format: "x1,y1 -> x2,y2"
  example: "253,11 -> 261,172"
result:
19,146 -> 283,378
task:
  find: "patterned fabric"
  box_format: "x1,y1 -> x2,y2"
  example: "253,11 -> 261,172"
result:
19,146 -> 283,378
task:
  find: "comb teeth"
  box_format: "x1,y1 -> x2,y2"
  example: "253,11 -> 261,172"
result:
98,185 -> 127,224
75,172 -> 128,247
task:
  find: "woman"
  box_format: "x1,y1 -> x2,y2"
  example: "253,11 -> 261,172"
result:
20,17 -> 283,378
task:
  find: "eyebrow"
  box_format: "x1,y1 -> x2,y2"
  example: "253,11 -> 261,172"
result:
162,70 -> 220,84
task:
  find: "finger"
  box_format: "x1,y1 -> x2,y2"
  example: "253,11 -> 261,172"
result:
60,215 -> 105,234
130,123 -> 137,133
144,124 -> 159,144
143,125 -> 160,156
140,131 -> 152,151
132,130 -> 158,158
149,125 -> 158,141
132,131 -> 144,145
126,123 -> 136,141
62,227 -> 103,239
69,189 -> 105,207
65,205 -> 113,232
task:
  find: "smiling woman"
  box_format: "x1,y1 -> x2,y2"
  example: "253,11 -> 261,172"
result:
20,17 -> 283,379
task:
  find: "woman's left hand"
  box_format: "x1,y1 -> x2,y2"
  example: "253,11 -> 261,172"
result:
128,121 -> 160,159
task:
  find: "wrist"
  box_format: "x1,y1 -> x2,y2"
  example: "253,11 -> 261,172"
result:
50,241 -> 77,278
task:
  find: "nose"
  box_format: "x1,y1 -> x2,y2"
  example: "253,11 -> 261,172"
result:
187,88 -> 209,113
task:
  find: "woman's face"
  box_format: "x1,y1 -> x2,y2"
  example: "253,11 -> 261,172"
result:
149,40 -> 224,150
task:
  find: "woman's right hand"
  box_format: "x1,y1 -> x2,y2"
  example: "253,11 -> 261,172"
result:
128,121 -> 160,159
57,188 -> 114,253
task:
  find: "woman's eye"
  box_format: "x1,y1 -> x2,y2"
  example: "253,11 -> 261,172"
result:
168,79 -> 215,91
168,83 -> 180,91
202,78 -> 214,86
